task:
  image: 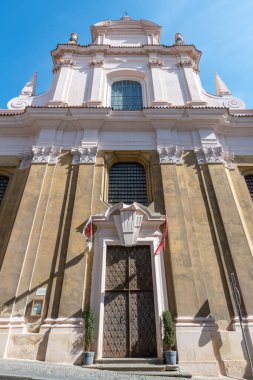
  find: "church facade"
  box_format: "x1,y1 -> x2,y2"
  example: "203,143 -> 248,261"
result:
0,16 -> 253,377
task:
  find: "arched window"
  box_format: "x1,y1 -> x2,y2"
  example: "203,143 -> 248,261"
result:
245,175 -> 253,200
108,163 -> 148,205
111,80 -> 143,110
0,175 -> 9,204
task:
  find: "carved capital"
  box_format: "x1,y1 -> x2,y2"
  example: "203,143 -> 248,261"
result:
158,146 -> 184,165
194,146 -> 235,170
32,146 -> 61,164
90,59 -> 104,67
53,58 -> 76,73
71,146 -> 97,164
149,59 -> 163,68
49,146 -> 62,164
221,150 -> 235,170
177,59 -> 199,73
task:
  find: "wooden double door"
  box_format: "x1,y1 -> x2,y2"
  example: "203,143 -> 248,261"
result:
103,245 -> 157,357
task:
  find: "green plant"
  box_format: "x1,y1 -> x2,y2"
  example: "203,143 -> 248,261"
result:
83,309 -> 95,351
162,310 -> 176,350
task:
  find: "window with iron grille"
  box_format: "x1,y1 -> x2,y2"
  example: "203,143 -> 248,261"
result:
245,175 -> 253,200
0,175 -> 9,204
108,163 -> 148,205
111,80 -> 143,110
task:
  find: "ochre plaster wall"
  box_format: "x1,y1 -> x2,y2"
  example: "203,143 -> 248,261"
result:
160,155 -> 231,322
0,151 -> 253,374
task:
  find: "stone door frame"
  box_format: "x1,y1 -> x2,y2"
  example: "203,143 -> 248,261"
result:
90,203 -> 169,360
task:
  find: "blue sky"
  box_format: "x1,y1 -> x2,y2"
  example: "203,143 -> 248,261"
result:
1,0 -> 253,109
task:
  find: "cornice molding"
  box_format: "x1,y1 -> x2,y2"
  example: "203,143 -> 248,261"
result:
50,44 -> 202,62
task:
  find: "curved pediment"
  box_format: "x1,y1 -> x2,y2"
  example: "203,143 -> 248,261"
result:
93,202 -> 164,247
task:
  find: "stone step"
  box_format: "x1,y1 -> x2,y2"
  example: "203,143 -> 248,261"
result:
83,363 -> 166,371
116,371 -> 192,378
95,357 -> 163,364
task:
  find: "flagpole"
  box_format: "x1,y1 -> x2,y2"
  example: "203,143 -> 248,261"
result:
154,212 -> 168,257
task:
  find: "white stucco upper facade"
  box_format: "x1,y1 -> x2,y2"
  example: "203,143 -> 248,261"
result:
6,16 -> 245,111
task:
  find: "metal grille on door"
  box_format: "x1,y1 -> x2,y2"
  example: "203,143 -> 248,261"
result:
103,246 -> 157,357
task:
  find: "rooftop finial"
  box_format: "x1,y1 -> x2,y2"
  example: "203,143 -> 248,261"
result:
175,32 -> 184,45
20,72 -> 38,97
215,72 -> 232,96
68,32 -> 78,45
121,11 -> 131,20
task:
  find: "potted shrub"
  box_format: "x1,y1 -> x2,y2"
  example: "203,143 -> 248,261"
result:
83,309 -> 95,365
162,310 -> 177,365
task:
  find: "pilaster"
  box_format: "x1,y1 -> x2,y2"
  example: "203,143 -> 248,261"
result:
48,59 -> 76,106
85,54 -> 104,107
207,164 -> 253,315
13,153 -> 73,320
177,57 -> 206,107
149,57 -> 170,107
58,152 -> 98,317
0,165 -> 47,317
160,163 -> 200,316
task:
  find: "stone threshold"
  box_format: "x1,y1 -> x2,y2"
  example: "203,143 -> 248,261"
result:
83,358 -> 192,377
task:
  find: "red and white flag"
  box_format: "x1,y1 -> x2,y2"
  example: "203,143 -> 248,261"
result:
154,217 -> 168,256
83,216 -> 93,252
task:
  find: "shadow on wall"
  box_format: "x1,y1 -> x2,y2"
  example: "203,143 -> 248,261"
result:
196,300 -> 226,376
70,320 -> 84,365
2,252 -> 85,317
36,329 -> 50,361
242,328 -> 253,379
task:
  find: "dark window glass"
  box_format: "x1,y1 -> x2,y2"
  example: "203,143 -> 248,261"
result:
245,175 -> 253,200
0,175 -> 9,204
111,80 -> 143,110
108,163 -> 148,205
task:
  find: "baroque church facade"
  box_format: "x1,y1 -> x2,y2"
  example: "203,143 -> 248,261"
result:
0,16 -> 253,377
